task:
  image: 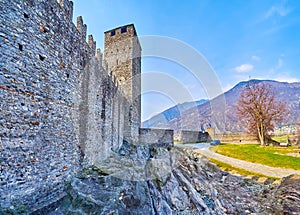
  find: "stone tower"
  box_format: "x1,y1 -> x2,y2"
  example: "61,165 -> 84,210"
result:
104,24 -> 142,143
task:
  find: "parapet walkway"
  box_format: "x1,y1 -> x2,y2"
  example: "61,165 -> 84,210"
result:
193,148 -> 300,178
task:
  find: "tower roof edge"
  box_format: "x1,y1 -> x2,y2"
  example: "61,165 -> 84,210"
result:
104,23 -> 137,34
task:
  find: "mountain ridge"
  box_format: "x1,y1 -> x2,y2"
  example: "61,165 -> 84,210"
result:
142,99 -> 208,129
142,79 -> 300,134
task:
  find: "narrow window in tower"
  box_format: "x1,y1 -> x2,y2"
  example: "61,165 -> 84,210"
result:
110,30 -> 116,36
121,27 -> 127,33
39,54 -> 45,61
101,99 -> 105,119
18,43 -> 23,51
24,13 -> 29,18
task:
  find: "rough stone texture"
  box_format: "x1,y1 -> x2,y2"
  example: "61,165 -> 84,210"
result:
139,128 -> 174,147
179,130 -> 211,143
215,133 -> 259,144
2,1 -> 300,214
263,174 -> 300,214
15,148 -> 300,215
0,0 -> 84,210
104,24 -> 142,145
0,0 -> 139,211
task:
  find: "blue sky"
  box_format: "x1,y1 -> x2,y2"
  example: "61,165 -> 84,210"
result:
72,0 -> 300,121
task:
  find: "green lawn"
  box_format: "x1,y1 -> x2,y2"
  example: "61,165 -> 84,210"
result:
173,140 -> 182,144
211,144 -> 300,170
272,135 -> 288,143
271,134 -> 297,143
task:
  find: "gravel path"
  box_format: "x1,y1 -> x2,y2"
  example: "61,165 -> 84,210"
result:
193,147 -> 300,178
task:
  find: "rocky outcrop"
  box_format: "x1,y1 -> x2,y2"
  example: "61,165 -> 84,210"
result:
15,147 -> 299,215
264,174 -> 300,214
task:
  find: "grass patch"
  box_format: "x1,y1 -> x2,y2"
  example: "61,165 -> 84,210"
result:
208,158 -> 279,180
271,135 -> 288,143
173,140 -> 182,144
271,134 -> 297,143
211,144 -> 300,170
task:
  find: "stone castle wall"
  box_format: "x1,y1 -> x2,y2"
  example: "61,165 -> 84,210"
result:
104,25 -> 142,144
0,0 -> 135,210
178,130 -> 211,143
139,128 -> 174,147
216,133 -> 259,144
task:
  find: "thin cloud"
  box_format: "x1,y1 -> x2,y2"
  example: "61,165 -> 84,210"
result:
251,56 -> 261,62
265,5 -> 292,18
234,64 -> 254,73
264,58 -> 286,79
275,74 -> 299,83
255,71 -> 299,83
263,23 -> 291,35
268,58 -> 284,73
277,58 -> 283,69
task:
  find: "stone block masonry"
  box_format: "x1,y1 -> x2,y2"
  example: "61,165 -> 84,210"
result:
2,1 -> 295,215
0,0 -> 142,211
104,24 -> 142,145
139,128 -> 174,147
215,133 -> 259,144
178,130 -> 211,143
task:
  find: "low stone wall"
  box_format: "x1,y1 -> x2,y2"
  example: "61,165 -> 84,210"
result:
178,130 -> 211,143
216,133 -> 259,144
139,128 -> 174,147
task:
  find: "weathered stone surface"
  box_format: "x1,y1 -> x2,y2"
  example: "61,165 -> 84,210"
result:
23,148 -> 300,215
178,130 -> 211,143
0,0 -> 143,211
139,128 -> 174,147
2,143 -> 299,214
1,1 -> 299,214
32,166 -> 154,215
263,174 -> 300,214
104,24 -> 142,145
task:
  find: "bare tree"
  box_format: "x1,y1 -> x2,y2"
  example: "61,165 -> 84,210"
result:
297,118 -> 300,140
237,81 -> 288,145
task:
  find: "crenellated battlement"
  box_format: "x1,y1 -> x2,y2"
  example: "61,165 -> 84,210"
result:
77,16 -> 87,42
0,0 -> 176,213
96,48 -> 103,65
22,0 -> 100,61
88,34 -> 97,56
0,0 -> 142,212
